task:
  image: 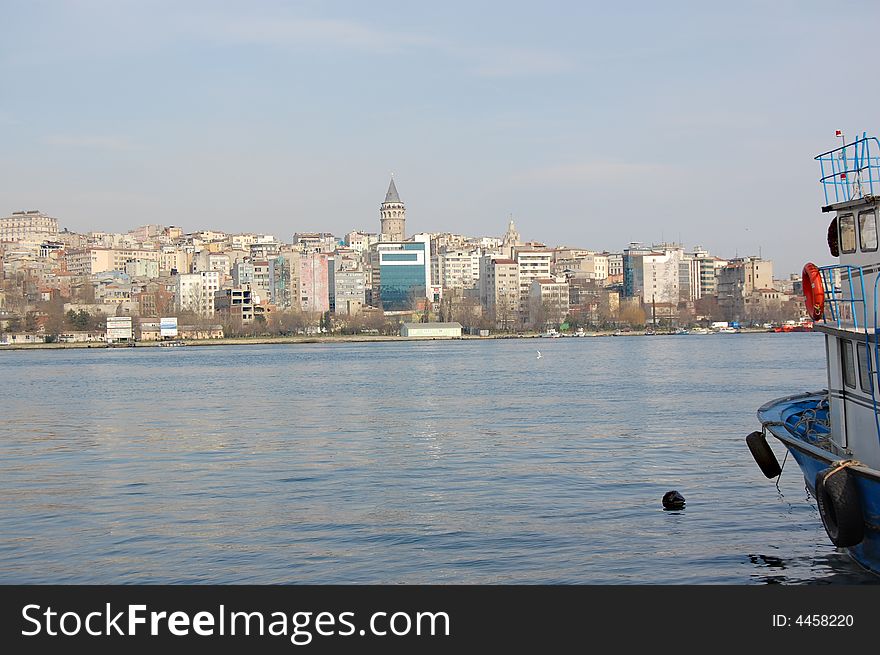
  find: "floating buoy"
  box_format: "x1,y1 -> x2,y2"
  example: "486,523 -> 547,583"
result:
662,490 -> 685,510
815,465 -> 864,547
746,431 -> 782,478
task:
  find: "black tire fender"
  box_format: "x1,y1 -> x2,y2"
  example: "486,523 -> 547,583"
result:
815,465 -> 864,547
746,431 -> 782,478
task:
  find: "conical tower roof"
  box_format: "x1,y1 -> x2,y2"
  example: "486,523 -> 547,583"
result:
384,177 -> 401,203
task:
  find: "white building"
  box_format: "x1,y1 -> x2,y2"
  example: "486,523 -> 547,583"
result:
624,243 -> 683,305
479,256 -> 519,329
437,249 -> 482,291
0,210 -> 59,244
514,248 -> 553,320
400,322 -> 462,338
528,277 -> 570,328
175,271 -> 221,316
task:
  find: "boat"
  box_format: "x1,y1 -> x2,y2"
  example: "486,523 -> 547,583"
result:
747,132 -> 880,575
718,326 -> 739,333
159,340 -> 186,347
772,323 -> 814,333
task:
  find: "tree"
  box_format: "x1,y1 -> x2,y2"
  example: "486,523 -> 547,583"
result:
42,299 -> 65,339
75,283 -> 96,304
618,303 -> 646,328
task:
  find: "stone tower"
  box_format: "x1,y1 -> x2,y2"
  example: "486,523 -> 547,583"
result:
380,176 -> 406,242
502,215 -> 521,258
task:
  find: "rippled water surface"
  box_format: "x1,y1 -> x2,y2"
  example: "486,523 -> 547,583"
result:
0,333 -> 876,584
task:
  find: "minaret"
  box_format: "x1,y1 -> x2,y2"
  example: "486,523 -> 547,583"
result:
502,214 -> 521,258
380,176 -> 406,242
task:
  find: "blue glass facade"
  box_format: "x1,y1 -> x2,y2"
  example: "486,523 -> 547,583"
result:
379,242 -> 427,312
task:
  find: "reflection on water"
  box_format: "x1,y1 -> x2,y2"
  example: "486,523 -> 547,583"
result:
0,333 -> 877,584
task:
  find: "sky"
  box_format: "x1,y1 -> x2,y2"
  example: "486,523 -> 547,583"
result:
3,0 -> 880,276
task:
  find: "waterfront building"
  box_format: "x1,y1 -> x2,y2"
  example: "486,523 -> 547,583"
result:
400,322 -> 462,338
298,252 -> 330,313
682,247 -> 727,300
375,236 -> 430,312
132,283 -> 174,318
528,277 -> 570,328
623,243 -> 682,306
0,210 -> 59,244
513,247 -> 553,323
716,256 -> 774,321
268,253 -> 294,309
380,177 -> 406,243
175,271 -> 220,316
329,251 -> 366,315
478,256 -> 519,329
214,288 -> 255,324
437,249 -> 481,291
232,259 -> 271,304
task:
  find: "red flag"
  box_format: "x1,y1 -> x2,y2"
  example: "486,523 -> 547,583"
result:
841,172 -> 847,179
836,130 -> 843,137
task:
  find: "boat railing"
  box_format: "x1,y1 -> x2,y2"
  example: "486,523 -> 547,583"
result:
816,132 -> 880,205
819,264 -> 868,330
819,263 -> 880,446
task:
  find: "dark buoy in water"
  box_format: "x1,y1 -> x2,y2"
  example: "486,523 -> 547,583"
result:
662,490 -> 685,510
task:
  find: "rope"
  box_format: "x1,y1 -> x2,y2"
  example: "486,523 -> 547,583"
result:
775,449 -> 789,492
821,459 -> 863,486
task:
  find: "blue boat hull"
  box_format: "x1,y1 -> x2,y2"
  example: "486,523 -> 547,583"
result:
757,392 -> 880,576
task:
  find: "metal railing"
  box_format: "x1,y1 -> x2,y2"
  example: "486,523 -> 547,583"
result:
819,264 -> 867,329
818,263 -> 880,445
816,133 -> 880,205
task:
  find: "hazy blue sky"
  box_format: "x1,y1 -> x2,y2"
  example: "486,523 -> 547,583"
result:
3,0 -> 880,275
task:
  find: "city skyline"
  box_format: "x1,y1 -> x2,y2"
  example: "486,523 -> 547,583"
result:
5,1 -> 880,276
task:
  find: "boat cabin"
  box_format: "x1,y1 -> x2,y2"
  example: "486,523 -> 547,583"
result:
815,136 -> 880,468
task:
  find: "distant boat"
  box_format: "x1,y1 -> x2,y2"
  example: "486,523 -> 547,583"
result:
673,328 -> 690,335
718,326 -> 739,333
536,350 -> 542,359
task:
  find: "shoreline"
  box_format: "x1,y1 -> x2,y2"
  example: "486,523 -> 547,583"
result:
0,327 -> 809,350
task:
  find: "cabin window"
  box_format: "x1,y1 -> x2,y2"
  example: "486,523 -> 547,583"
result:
859,210 -> 878,252
839,214 -> 856,254
841,339 -> 856,389
858,342 -> 873,392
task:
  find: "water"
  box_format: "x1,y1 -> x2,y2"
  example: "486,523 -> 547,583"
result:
0,333 -> 875,584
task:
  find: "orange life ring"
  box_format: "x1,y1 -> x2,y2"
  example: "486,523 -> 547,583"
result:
802,262 -> 824,321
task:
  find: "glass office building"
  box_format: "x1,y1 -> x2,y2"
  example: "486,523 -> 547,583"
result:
377,240 -> 430,312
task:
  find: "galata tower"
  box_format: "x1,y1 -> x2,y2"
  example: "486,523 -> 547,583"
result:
380,176 -> 405,242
